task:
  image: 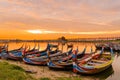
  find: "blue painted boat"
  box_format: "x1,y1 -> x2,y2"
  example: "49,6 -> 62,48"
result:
22,44 -> 62,65
47,47 -> 87,70
72,47 -> 114,74
6,44 -> 40,60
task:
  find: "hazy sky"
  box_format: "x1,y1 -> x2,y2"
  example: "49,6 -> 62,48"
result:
0,0 -> 120,39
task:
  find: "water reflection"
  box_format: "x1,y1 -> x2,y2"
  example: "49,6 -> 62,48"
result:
106,53 -> 120,80
2,42 -> 96,52
116,53 -> 120,58
0,42 -> 120,80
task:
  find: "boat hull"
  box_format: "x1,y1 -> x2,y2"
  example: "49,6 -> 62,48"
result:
73,62 -> 112,74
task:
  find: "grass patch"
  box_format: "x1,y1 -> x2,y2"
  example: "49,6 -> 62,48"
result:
0,61 -> 35,80
39,77 -> 51,80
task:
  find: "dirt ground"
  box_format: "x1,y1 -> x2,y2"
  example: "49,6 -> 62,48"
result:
0,60 -> 99,80
1,60 -> 79,79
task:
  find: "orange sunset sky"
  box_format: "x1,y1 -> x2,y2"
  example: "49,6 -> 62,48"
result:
0,0 -> 120,40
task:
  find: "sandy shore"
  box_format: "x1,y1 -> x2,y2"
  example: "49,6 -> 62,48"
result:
0,59 -> 100,80
0,60 -> 78,79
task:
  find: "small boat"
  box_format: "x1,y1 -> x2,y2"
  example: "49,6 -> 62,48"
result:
23,52 -> 50,65
6,43 -> 41,61
0,44 -> 8,50
47,47 -> 87,70
25,44 -> 40,55
22,46 -> 73,65
0,44 -> 8,59
95,44 -> 109,51
24,43 -> 59,58
3,44 -> 27,60
95,43 -> 120,52
72,47 -> 114,74
2,44 -> 36,60
23,44 -> 40,55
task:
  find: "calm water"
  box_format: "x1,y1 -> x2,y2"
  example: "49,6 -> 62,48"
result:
0,42 -> 120,80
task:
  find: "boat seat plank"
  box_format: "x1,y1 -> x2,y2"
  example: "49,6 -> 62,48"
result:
91,59 -> 107,63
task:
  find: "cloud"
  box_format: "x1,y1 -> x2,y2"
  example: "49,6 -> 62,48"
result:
0,0 -> 120,35
27,29 -> 120,35
1,19 -> 119,33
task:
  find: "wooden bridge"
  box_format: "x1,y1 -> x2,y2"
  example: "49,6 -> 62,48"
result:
0,37 -> 120,43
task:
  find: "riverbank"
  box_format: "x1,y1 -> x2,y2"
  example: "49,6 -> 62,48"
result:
0,59 -> 95,80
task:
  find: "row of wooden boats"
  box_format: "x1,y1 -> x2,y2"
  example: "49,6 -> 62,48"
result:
0,43 -> 114,74
95,43 -> 120,52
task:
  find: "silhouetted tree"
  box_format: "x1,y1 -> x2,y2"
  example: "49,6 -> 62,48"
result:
58,36 -> 67,41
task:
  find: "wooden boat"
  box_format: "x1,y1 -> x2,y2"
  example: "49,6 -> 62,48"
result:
72,47 -> 114,74
2,44 -> 27,60
23,44 -> 40,55
23,52 -> 52,65
95,43 -> 120,52
0,44 -> 8,52
5,43 -> 67,61
24,43 -> 59,58
95,44 -> 109,51
46,47 -> 87,70
2,44 -> 35,60
2,44 -> 39,60
0,44 -> 24,59
0,44 -> 8,50
0,44 -> 8,59
25,44 -> 44,57
6,44 -> 41,61
22,47 -> 73,65
28,47 -> 73,61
